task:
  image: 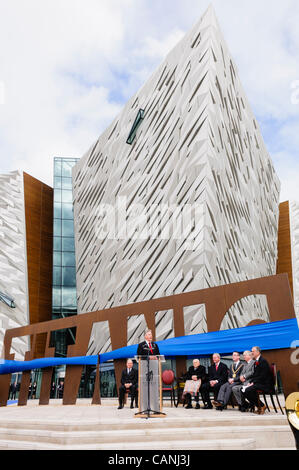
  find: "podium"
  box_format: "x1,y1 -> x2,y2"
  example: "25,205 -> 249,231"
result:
135,355 -> 166,418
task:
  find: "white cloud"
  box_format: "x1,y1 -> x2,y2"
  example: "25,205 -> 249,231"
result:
0,0 -> 298,203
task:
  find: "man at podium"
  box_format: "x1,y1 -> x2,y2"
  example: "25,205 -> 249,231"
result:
137,329 -> 160,357
136,329 -> 164,416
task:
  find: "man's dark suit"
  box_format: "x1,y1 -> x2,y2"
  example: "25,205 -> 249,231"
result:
201,362 -> 228,407
216,361 -> 244,406
118,367 -> 138,407
242,356 -> 274,409
184,365 -> 207,406
136,341 -> 160,357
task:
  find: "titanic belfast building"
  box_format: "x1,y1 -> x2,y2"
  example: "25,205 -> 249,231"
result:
72,6 -> 285,356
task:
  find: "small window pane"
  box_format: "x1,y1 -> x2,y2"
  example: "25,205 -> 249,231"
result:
54,177 -> 62,189
62,160 -> 74,178
54,203 -> 62,219
53,266 -> 62,286
62,287 -> 77,307
62,267 -> 76,287
61,190 -> 73,203
62,219 -> 74,237
62,204 -> 73,220
62,237 -> 75,252
54,160 -> 62,176
54,219 -> 61,236
61,177 -> 72,190
62,252 -> 76,267
53,237 -> 62,251
53,252 -> 61,266
52,287 -> 61,307
54,190 -> 61,203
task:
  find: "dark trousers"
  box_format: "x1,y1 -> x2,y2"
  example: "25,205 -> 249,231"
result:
118,385 -> 137,406
242,384 -> 270,408
201,382 -> 221,405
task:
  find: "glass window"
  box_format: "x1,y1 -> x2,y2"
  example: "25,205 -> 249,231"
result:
54,190 -> 62,203
62,252 -> 76,267
52,287 -> 61,307
62,267 -> 76,287
126,109 -> 145,145
54,160 -> 62,176
54,177 -> 62,189
54,219 -> 61,236
61,177 -> 72,190
54,203 -> 62,219
53,252 -> 62,266
53,267 -> 62,286
61,190 -> 73,204
62,287 -> 77,307
62,237 -> 75,252
62,160 -> 74,178
62,219 -> 74,237
62,203 -> 73,220
53,237 -> 62,251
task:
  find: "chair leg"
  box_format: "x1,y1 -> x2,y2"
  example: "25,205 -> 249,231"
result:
263,394 -> 270,412
174,388 -> 179,408
275,391 -> 284,415
270,394 -> 278,413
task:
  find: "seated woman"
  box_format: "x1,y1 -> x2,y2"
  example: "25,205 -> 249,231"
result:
182,359 -> 206,409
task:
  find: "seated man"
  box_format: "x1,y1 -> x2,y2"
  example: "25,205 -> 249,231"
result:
213,351 -> 243,410
201,353 -> 228,409
241,346 -> 274,414
232,350 -> 255,411
182,359 -> 207,409
118,359 -> 138,409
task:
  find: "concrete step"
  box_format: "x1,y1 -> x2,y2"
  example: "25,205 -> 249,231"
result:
0,437 -> 257,450
0,400 -> 294,450
0,424 -> 293,449
0,414 -> 287,432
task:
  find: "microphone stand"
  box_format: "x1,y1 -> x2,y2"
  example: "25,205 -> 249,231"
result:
136,347 -> 166,419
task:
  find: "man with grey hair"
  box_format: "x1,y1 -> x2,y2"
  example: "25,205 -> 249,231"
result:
137,329 -> 160,357
241,346 -> 274,414
232,350 -> 255,411
201,353 -> 228,409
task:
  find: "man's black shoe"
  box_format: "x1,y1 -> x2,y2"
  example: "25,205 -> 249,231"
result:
118,405 -> 123,409
216,405 -> 224,411
130,403 -> 134,409
203,403 -> 213,409
185,404 -> 193,409
195,403 -> 200,409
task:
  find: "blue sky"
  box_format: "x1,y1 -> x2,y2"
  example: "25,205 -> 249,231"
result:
0,0 -> 298,202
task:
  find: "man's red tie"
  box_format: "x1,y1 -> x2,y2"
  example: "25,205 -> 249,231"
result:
149,342 -> 153,354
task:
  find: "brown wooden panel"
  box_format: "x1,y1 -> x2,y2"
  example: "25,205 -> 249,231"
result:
277,201 -> 293,297
23,173 -> 53,358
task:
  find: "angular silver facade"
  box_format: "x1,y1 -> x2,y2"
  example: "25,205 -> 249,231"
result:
73,6 -> 280,354
0,170 -> 30,360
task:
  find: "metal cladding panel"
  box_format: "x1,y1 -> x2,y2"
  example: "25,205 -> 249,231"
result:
0,170 -> 29,360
